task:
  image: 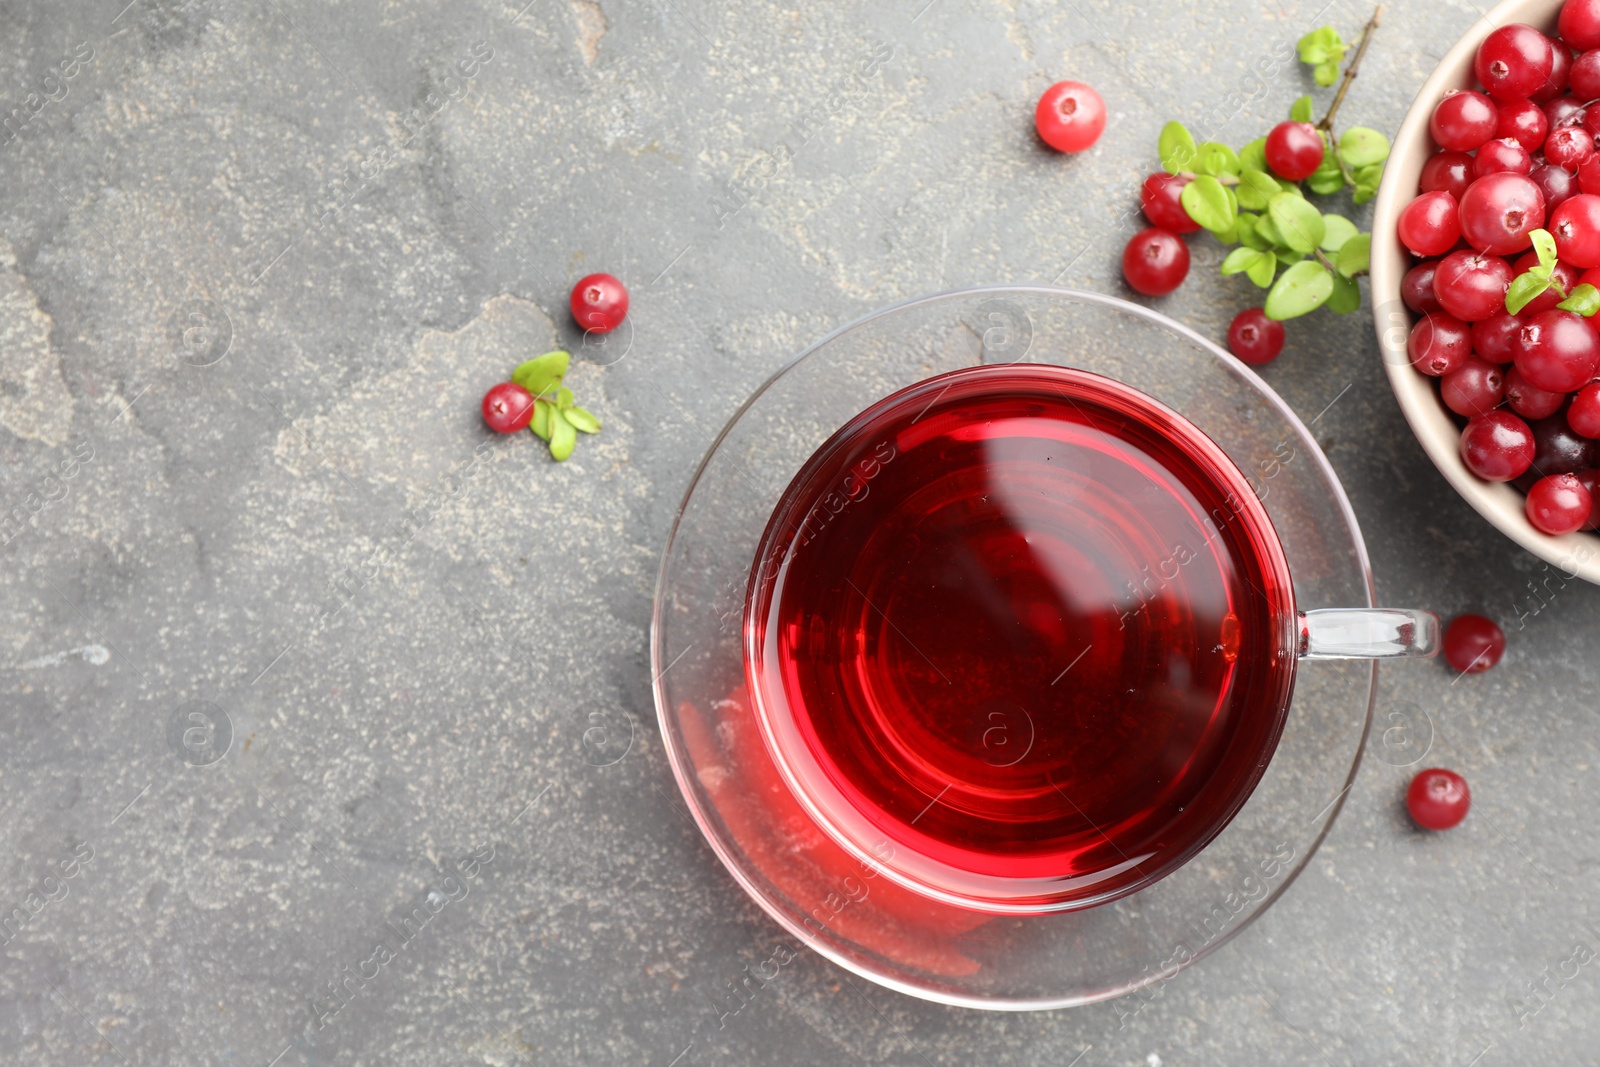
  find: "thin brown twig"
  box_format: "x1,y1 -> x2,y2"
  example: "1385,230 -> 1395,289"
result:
1318,5 -> 1384,133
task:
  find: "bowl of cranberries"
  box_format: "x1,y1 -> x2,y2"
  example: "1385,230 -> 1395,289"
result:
1372,0 -> 1600,582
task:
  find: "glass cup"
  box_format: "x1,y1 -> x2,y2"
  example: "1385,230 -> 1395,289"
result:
653,287 -> 1436,1008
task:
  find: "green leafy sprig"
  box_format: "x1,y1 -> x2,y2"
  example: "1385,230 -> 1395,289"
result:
509,350 -> 603,461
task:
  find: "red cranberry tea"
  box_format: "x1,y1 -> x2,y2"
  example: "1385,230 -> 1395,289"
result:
745,365 -> 1297,910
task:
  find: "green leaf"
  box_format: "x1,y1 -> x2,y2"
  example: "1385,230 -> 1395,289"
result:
1246,250 -> 1278,288
1506,271 -> 1554,315
1237,212 -> 1268,250
1159,121 -> 1197,175
1320,214 -> 1358,253
1221,246 -> 1262,276
1298,26 -> 1346,66
511,351 -> 570,397
1351,162 -> 1384,204
549,408 -> 577,461
530,398 -> 552,441
1253,211 -> 1283,248
1264,260 -> 1335,320
1306,165 -> 1347,196
1336,233 -> 1371,277
1327,272 -> 1361,314
1532,228 -> 1558,269
1313,60 -> 1340,86
1180,174 -> 1236,233
1338,127 -> 1391,169
1268,192 -> 1325,253
1193,141 -> 1241,178
563,405 -> 602,433
556,385 -> 575,410
1289,95 -> 1314,124
1559,282 -> 1600,316
1236,168 -> 1280,211
1238,137 -> 1268,174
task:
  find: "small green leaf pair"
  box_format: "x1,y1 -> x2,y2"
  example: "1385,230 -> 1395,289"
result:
510,350 -> 603,461
1298,26 -> 1348,87
1263,260 -> 1357,320
1505,229 -> 1569,315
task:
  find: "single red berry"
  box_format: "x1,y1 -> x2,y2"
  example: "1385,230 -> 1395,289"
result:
1497,98 -> 1550,151
1584,106 -> 1600,138
482,381 -> 535,434
1526,472 -> 1594,533
1227,308 -> 1285,366
1035,81 -> 1106,152
1536,37 -> 1574,101
1472,310 -> 1524,363
1475,24 -> 1555,101
1543,95 -> 1588,131
1421,151 -> 1476,200
1443,614 -> 1507,673
1578,156 -> 1600,197
1505,365 -> 1569,419
1562,0 -> 1600,52
1569,381 -> 1600,436
1431,91 -> 1500,152
1530,412 -> 1600,475
1408,311 -> 1473,376
1433,249 -> 1513,321
1121,228 -> 1189,296
1514,309 -> 1600,392
1551,193 -> 1600,266
1571,48 -> 1600,99
1460,410 -> 1536,481
570,272 -> 629,333
1407,769 -> 1471,831
1139,173 -> 1201,233
1533,162 -> 1581,212
1473,137 -> 1533,178
1581,264 -> 1600,290
1441,358 -> 1507,417
1402,259 -> 1445,314
1398,191 -> 1462,257
1577,469 -> 1600,528
1545,125 -> 1598,170
1264,121 -> 1325,181
1459,173 -> 1546,255
1510,251 -> 1581,315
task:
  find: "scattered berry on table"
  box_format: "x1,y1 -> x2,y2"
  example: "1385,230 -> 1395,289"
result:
482,382 -> 536,434
1407,769 -> 1471,831
1122,228 -> 1189,296
1442,614 -> 1506,673
570,272 -> 629,333
1035,81 -> 1106,153
1227,309 -> 1286,365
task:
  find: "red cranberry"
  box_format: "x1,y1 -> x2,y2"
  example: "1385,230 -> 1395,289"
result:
1459,173 -> 1546,255
1476,24 -> 1555,102
1562,0 -> 1600,52
1403,259 -> 1446,314
1578,157 -> 1600,198
1571,48 -> 1600,99
1460,410 -> 1536,481
1431,90 -> 1500,151
1443,614 -> 1506,673
1434,250 -> 1513,321
1551,193 -> 1600,266
1497,98 -> 1550,151
1569,381 -> 1600,436
571,272 -> 629,333
481,382 -> 535,434
1545,125 -> 1598,170
1408,769 -> 1471,831
1537,37 -> 1575,101
1578,469 -> 1600,528
1506,365 -> 1569,419
1472,310 -> 1524,363
1409,312 -> 1474,376
1399,191 -> 1462,257
1543,95 -> 1588,131
1533,162 -> 1581,211
1475,138 -> 1534,178
1264,121 -> 1325,181
1035,81 -> 1106,152
1581,264 -> 1600,289
1227,308 -> 1285,365
1510,252 -> 1581,315
1441,358 -> 1507,417
1526,472 -> 1594,533
1122,228 -> 1189,296
1584,106 -> 1600,138
1421,151 -> 1476,200
1140,173 -> 1200,233
1514,309 -> 1600,392
1529,412 -> 1599,474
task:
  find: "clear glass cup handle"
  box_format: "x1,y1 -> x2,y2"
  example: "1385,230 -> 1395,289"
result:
1297,609 -> 1441,660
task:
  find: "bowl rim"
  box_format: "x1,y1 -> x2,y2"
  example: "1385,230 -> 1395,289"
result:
650,284 -> 1379,1009
1369,0 -> 1600,584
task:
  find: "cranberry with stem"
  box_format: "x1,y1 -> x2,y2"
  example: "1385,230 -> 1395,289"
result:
1227,308 -> 1285,365
1459,409 -> 1536,481
1458,173 -> 1545,256
1408,312 -> 1473,376
1526,472 -> 1594,534
1513,309 -> 1600,393
1140,173 -> 1201,233
1122,228 -> 1189,296
1431,91 -> 1500,152
1443,614 -> 1506,673
1399,191 -> 1462,257
1035,81 -> 1106,152
1433,249 -> 1513,321
481,382 -> 536,434
1475,24 -> 1554,102
1441,358 -> 1507,417
1407,769 -> 1471,831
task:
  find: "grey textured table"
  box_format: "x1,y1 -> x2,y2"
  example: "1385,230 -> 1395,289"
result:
2,0 -> 1597,1064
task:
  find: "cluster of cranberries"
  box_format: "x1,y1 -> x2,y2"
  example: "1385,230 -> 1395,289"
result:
1399,4 -> 1600,535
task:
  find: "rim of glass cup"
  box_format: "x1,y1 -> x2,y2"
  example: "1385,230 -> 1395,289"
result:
650,285 -> 1378,1010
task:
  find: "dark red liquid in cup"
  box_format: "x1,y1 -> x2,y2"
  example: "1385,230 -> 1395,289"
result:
745,366 -> 1297,911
